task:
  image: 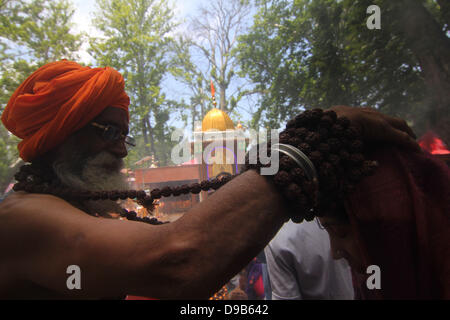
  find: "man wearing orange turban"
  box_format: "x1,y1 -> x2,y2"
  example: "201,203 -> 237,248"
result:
1,60 -> 130,162
0,61 -> 430,300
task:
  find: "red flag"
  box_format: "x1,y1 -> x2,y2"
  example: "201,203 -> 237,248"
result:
210,80 -> 215,98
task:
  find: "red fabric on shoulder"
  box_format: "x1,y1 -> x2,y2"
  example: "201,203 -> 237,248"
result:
345,147 -> 450,299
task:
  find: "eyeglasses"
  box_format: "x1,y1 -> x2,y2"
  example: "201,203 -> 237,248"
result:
91,122 -> 136,147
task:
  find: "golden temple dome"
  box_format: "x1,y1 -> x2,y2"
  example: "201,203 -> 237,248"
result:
202,108 -> 235,132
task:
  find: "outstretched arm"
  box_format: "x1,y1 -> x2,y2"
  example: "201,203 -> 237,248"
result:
0,106 -> 419,299
0,170 -> 287,299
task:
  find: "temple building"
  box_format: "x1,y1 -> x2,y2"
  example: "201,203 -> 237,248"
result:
133,108 -> 248,222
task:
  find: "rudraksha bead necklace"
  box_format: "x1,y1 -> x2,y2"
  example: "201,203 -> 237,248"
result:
13,108 -> 377,224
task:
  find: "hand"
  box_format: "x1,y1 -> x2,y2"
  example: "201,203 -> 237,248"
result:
330,105 -> 421,152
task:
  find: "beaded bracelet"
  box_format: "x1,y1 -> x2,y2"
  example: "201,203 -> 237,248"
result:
270,142 -> 320,220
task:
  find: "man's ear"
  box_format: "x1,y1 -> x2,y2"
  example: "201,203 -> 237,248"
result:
43,129 -> 89,166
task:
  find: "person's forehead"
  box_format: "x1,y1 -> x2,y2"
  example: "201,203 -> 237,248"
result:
94,107 -> 129,128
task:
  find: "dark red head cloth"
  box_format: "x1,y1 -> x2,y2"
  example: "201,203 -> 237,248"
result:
345,147 -> 450,299
1,60 -> 130,162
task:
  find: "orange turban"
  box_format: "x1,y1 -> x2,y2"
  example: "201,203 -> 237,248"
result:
1,60 -> 130,162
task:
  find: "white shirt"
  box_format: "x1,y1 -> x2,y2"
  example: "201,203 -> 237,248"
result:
264,220 -> 354,300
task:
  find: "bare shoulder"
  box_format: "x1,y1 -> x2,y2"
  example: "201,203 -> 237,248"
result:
0,191 -> 28,213
1,191 -> 50,209
0,191 -> 95,264
0,191 -> 165,298
0,191 -> 87,220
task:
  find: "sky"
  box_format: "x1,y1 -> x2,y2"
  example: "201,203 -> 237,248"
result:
69,0 -> 258,133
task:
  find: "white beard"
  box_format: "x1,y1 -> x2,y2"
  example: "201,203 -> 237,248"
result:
52,145 -> 130,216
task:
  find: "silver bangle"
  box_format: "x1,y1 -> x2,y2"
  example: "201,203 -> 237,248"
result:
271,143 -> 320,205
271,143 -> 318,182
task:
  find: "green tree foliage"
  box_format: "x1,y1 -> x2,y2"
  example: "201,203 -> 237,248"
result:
237,0 -> 449,142
0,0 -> 83,193
1,0 -> 82,63
89,0 -> 179,167
1,0 -> 83,108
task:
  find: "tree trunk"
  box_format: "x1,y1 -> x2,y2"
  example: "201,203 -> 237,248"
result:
395,0 -> 450,145
192,103 -> 197,133
146,115 -> 158,162
201,92 -> 205,119
0,157 -> 23,195
141,117 -> 151,156
219,84 -> 227,111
